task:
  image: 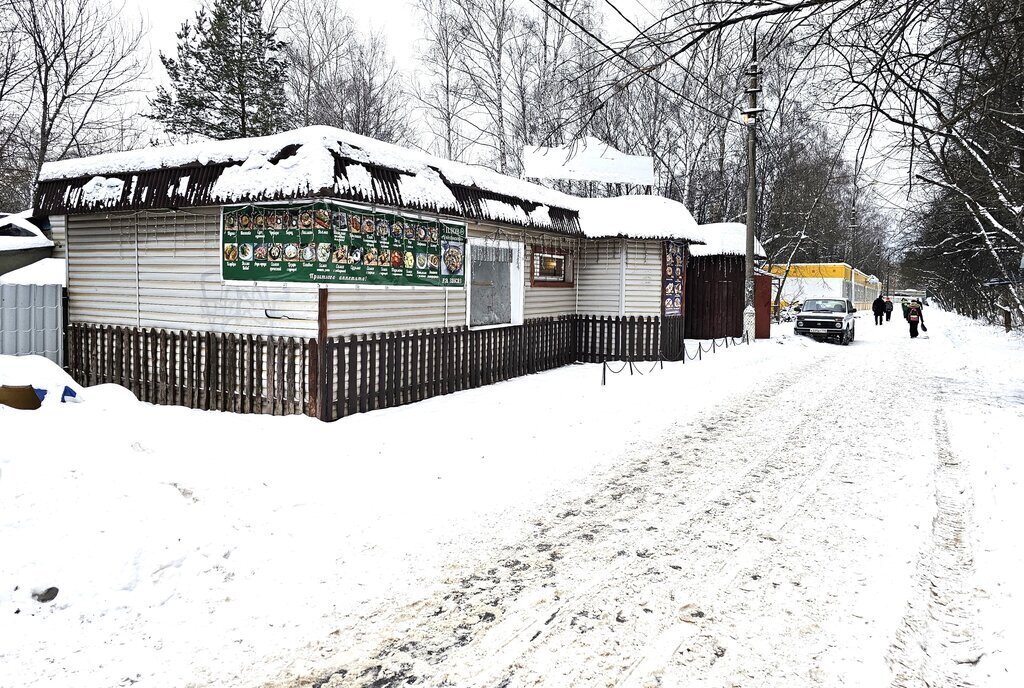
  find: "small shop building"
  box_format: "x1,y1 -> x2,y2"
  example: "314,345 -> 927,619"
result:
34,126 -> 718,420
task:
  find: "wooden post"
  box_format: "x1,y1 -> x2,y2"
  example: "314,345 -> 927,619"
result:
307,338 -> 319,418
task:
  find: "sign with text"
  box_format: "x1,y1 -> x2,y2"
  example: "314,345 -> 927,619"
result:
221,201 -> 466,287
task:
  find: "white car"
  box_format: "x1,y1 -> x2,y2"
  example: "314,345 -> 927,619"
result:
794,298 -> 857,345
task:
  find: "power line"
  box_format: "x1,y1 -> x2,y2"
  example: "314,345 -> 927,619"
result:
600,0 -> 739,111
532,0 -> 742,127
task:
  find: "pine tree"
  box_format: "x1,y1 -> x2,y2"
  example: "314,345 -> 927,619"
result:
150,0 -> 288,140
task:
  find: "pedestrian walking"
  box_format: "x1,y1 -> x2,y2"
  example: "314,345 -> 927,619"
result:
884,297 -> 894,322
901,299 -> 910,320
907,300 -> 927,338
872,295 -> 886,325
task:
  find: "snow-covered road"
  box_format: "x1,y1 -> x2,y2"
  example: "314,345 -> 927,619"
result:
305,312 -> 1023,688
3,310 -> 1021,688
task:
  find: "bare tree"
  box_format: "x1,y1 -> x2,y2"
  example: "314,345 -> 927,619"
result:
280,0 -> 411,144
449,0 -> 521,173
340,34 -> 414,144
1,1 -> 33,210
414,0 -> 473,160
11,0 -> 143,203
280,0 -> 355,128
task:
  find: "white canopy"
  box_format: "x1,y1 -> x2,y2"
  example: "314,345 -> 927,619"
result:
690,222 -> 765,258
575,195 -> 703,243
523,137 -> 656,185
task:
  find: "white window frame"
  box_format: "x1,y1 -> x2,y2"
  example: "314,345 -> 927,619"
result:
466,237 -> 524,330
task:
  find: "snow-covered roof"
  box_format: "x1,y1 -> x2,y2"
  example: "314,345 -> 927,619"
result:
37,127 -> 710,244
0,258 -> 66,286
576,195 -> 703,242
0,210 -> 54,252
689,222 -> 765,258
38,126 -> 584,233
523,137 -> 656,185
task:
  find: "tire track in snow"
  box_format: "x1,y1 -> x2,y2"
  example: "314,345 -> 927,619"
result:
887,401 -> 980,688
305,344 -> 851,688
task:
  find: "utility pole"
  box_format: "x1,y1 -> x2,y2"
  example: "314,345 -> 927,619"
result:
741,38 -> 763,342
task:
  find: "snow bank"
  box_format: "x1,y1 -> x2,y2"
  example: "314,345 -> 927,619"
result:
0,354 -> 81,406
576,194 -> 703,242
690,221 -> 766,257
0,258 -> 66,286
0,211 -> 53,252
0,335 -> 823,688
522,137 -> 656,185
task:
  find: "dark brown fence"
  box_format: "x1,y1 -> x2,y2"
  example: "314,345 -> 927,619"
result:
67,314 -> 693,421
661,315 -> 685,360
685,255 -> 744,339
67,324 -> 310,415
575,315 -> 663,363
321,316 -> 576,420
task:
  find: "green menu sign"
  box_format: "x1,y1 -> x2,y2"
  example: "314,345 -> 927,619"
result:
221,201 -> 466,287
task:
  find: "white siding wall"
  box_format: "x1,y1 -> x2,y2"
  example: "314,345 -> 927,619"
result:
49,215 -> 67,259
577,239 -> 623,315
67,209 -> 318,337
326,287 -> 466,336
68,210 -> 625,340
623,240 -> 662,316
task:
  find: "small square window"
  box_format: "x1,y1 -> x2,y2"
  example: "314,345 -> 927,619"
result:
531,247 -> 573,287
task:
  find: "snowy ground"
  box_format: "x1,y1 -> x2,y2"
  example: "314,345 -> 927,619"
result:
1,309 -> 1021,687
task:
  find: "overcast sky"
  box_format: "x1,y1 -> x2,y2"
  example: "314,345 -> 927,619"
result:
123,0 -> 422,79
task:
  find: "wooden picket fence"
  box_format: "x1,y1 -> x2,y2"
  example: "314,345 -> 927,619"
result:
67,313 -> 685,420
67,324 -> 310,415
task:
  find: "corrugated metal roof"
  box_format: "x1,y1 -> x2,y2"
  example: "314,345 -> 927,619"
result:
37,149 -> 581,236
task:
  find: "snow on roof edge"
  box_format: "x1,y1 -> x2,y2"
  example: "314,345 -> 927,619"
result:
0,211 -> 54,252
690,223 -> 765,258
39,126 -> 580,215
576,195 -> 703,243
39,129 -> 718,242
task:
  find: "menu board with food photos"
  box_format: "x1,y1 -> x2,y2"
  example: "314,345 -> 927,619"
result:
221,201 -> 466,287
662,241 -> 686,316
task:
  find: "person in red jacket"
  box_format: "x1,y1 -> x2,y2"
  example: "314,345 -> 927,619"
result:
906,301 -> 927,338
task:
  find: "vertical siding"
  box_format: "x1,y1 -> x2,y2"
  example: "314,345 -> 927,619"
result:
523,244 -> 576,319
623,240 -> 662,316
577,240 -> 623,316
67,209 -> 318,337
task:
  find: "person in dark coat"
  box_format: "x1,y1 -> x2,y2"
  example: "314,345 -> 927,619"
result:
901,299 -> 910,320
884,297 -> 894,321
872,295 -> 886,325
906,301 -> 926,338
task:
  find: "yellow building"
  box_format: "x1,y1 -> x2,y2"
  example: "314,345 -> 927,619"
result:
766,262 -> 882,311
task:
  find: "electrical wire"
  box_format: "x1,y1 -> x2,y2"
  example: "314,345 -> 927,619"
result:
528,0 -> 743,128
